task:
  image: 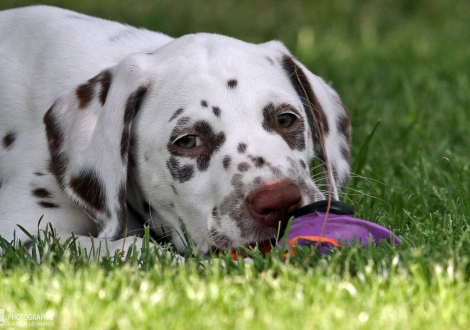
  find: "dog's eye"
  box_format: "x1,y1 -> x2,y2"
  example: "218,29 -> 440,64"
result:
277,113 -> 296,128
175,135 -> 202,149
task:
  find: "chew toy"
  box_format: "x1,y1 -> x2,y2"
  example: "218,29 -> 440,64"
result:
231,200 -> 400,259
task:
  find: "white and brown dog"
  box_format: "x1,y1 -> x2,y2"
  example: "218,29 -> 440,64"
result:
0,5 -> 350,257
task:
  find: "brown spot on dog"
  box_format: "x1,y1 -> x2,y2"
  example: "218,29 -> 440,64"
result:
262,103 -> 305,151
32,188 -> 52,199
248,155 -> 266,168
44,104 -> 69,185
223,155 -> 232,170
34,172 -> 45,176
76,75 -> 98,109
253,176 -> 263,186
237,143 -> 247,154
3,131 -> 16,150
341,145 -> 351,165
115,182 -> 127,233
193,121 -> 226,171
69,168 -> 107,212
238,162 -> 251,172
38,201 -> 60,208
337,113 -> 351,144
75,71 -> 112,108
48,153 -> 69,187
168,117 -> 191,142
231,173 -> 244,195
266,57 -> 275,66
169,108 -> 185,122
166,156 -> 195,183
44,104 -> 63,154
212,106 -> 221,118
168,120 -> 226,172
262,103 -> 278,133
44,107 -> 70,187
299,159 -> 307,170
227,79 -> 238,89
201,100 -> 208,108
98,70 -> 112,106
121,86 -> 148,162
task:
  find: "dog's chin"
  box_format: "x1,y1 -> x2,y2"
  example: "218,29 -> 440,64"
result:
210,227 -> 279,255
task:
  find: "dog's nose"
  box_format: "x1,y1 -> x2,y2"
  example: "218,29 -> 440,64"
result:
245,182 -> 302,228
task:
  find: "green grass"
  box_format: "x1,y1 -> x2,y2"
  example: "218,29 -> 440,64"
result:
1,0 -> 470,329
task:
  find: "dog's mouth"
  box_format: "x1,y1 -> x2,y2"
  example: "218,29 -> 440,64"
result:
208,200 -> 355,256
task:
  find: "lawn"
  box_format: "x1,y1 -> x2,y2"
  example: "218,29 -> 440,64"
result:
1,0 -> 469,329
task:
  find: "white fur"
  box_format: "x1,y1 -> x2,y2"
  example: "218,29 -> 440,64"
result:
0,6 -> 350,256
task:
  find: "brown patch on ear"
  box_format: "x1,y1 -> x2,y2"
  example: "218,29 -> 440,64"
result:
337,113 -> 351,144
69,168 -> 107,213
44,105 -> 69,186
341,145 -> 351,165
76,71 -> 112,109
98,71 -> 112,106
281,55 -> 329,141
121,86 -> 148,162
76,79 -> 95,109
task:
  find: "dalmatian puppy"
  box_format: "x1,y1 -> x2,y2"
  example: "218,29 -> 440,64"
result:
0,5 -> 351,257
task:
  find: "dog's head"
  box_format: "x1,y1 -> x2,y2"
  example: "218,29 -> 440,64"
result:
44,33 -> 350,253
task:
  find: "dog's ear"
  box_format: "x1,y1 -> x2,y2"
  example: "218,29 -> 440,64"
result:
44,54 -> 151,238
262,42 -> 351,198
283,55 -> 351,199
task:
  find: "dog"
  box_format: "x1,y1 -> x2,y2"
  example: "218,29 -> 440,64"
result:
0,5 -> 351,258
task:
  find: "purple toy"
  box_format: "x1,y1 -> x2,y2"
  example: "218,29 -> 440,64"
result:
277,200 -> 400,255
230,200 -> 400,259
